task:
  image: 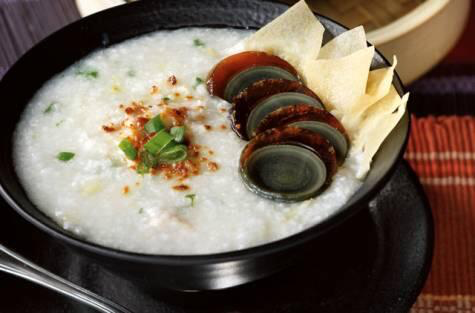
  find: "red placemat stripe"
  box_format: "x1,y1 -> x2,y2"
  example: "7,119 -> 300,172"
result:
411,295 -> 475,313
406,115 -> 475,304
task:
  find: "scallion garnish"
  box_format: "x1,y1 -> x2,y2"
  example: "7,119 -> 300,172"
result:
140,150 -> 158,168
185,194 -> 196,207
158,143 -> 187,163
144,129 -> 174,155
118,138 -> 137,160
57,152 -> 75,162
138,208 -> 144,214
44,102 -> 56,114
193,77 -> 204,89
170,126 -> 185,143
193,39 -> 205,47
136,162 -> 149,175
76,68 -> 99,79
127,69 -> 136,77
144,115 -> 165,134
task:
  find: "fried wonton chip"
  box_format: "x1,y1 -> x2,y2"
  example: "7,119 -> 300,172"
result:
303,46 -> 374,117
244,0 -> 325,71
239,1 -> 408,177
342,56 -> 397,132
318,26 -> 367,60
354,86 -> 409,178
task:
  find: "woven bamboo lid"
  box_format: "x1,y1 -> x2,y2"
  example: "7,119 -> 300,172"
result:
300,0 -> 425,33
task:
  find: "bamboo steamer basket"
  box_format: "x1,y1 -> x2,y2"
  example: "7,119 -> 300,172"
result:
77,0 -> 470,84
294,0 -> 471,84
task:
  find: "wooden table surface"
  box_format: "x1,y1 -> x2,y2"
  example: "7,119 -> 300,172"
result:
0,0 -> 80,79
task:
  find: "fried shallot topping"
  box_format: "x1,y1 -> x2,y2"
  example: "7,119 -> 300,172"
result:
106,84 -> 221,190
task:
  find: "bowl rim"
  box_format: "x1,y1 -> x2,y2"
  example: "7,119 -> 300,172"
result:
0,0 -> 410,265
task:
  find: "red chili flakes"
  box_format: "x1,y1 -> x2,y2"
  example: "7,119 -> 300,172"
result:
204,125 -> 212,131
220,124 -> 227,130
121,114 -> 151,149
168,75 -> 177,85
188,144 -> 201,158
150,85 -> 160,95
122,186 -> 130,194
104,98 -> 222,185
186,95 -> 193,100
136,117 -> 149,128
102,124 -> 118,132
188,160 -> 201,176
124,101 -> 146,115
160,159 -> 201,181
207,161 -> 219,172
162,107 -> 188,126
174,92 -> 181,98
172,184 -> 190,191
219,108 -> 227,113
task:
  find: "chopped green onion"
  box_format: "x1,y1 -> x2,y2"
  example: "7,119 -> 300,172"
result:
144,129 -> 174,155
170,126 -> 185,143
44,102 -> 56,114
193,77 -> 204,89
136,162 -> 149,175
140,150 -> 158,168
138,208 -> 144,214
76,68 -> 98,79
144,115 -> 165,134
127,69 -> 136,77
118,138 -> 137,160
57,152 -> 75,162
163,97 -> 170,101
158,143 -> 187,163
56,120 -> 64,127
193,39 -> 205,47
185,194 -> 196,207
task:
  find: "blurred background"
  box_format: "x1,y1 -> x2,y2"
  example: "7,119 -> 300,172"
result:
1,0 -> 473,84
73,0 -> 473,84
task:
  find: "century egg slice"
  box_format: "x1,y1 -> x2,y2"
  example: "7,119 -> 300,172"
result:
290,121 -> 348,163
241,144 -> 327,202
223,66 -> 298,102
245,92 -> 324,139
231,78 -> 321,139
206,51 -> 298,100
253,104 -> 349,162
239,126 -> 337,202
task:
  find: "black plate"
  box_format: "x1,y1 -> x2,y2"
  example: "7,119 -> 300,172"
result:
0,161 -> 433,313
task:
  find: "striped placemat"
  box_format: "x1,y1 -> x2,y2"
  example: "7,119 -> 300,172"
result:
0,1 -> 474,312
407,66 -> 475,312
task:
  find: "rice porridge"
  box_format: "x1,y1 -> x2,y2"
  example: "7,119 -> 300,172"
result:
14,28 -> 363,255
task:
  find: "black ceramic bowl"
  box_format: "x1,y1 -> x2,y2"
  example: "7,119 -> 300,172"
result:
0,0 -> 409,291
